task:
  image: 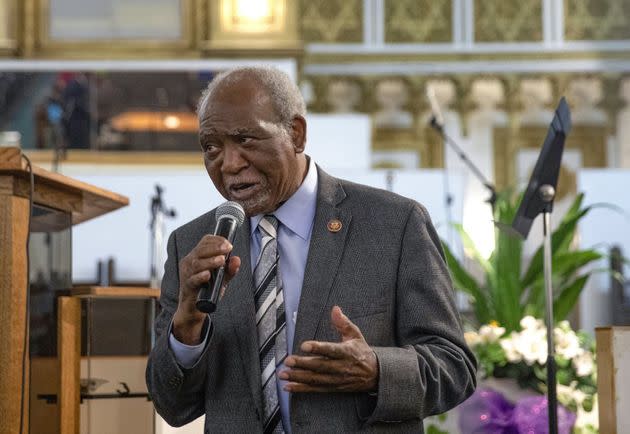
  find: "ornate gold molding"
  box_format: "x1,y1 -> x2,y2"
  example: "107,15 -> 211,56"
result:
384,0 -> 452,43
307,72 -> 624,173
475,0 -> 543,42
301,0 -> 362,43
565,0 -> 630,41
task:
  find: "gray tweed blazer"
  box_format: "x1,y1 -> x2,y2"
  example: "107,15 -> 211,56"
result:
146,165 -> 476,433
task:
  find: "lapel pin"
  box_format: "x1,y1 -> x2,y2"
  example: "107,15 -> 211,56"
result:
327,219 -> 342,232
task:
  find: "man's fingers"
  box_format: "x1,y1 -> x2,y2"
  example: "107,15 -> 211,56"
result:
300,341 -> 347,359
185,270 -> 211,290
283,382 -> 333,393
331,306 -> 363,341
279,368 -> 355,386
286,355 -> 351,375
224,256 -> 241,281
189,255 -> 226,274
219,256 -> 241,299
194,236 -> 233,258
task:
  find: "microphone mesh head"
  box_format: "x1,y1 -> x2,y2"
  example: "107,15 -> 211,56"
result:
215,201 -> 246,226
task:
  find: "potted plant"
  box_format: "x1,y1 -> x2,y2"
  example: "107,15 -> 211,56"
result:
427,191 -> 609,434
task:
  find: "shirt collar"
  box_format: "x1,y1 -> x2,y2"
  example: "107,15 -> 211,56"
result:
250,157 -> 318,241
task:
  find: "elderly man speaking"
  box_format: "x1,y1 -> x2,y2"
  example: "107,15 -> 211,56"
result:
146,66 -> 476,433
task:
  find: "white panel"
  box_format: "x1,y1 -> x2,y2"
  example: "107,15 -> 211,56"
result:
578,169 -> 630,334
63,164 -> 225,282
371,150 -> 419,169
65,164 -> 464,283
305,114 -> 371,170
325,168 -> 389,191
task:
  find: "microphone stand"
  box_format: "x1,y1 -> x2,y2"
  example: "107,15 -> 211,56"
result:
541,185 -> 558,434
429,116 -> 497,212
149,184 -> 177,290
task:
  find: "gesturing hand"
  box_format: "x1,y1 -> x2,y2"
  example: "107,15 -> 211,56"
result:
279,306 -> 378,393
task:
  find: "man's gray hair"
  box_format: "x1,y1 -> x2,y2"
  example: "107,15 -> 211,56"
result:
197,66 -> 306,129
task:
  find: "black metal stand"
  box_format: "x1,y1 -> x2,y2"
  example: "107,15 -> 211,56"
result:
511,97 -> 571,434
149,184 -> 176,289
541,186 -> 558,434
429,117 -> 497,211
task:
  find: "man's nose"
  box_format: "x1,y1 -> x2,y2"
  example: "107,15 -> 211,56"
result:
221,143 -> 248,174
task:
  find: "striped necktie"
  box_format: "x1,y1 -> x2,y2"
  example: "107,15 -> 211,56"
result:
254,215 -> 286,434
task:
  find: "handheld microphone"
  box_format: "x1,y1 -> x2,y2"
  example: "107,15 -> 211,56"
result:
196,201 -> 245,313
426,85 -> 444,131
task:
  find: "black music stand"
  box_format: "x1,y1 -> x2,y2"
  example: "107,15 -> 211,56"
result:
511,97 -> 572,434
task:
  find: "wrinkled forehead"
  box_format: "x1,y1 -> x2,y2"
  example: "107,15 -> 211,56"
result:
199,80 -> 278,131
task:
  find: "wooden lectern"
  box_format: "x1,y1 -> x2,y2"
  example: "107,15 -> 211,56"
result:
0,147 -> 129,434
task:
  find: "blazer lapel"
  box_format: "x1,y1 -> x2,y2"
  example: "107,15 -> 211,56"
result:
292,167 -> 351,354
225,219 -> 264,415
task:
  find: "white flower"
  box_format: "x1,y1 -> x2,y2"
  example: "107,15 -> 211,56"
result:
500,334 -> 522,363
555,327 -> 584,360
573,351 -> 595,377
464,331 -> 481,347
557,320 -> 571,332
517,331 -> 548,365
479,323 -> 506,343
520,315 -> 544,331
556,381 -> 586,406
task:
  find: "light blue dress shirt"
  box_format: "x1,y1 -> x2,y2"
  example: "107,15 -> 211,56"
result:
169,158 -> 318,432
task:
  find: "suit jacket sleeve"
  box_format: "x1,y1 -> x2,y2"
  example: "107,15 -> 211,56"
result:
145,231 -> 214,427
366,202 -> 477,423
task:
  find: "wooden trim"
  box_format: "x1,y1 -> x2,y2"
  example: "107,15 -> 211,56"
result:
57,296 -> 81,434
70,286 -> 160,299
0,194 -> 30,434
595,327 -> 616,434
0,147 -> 129,224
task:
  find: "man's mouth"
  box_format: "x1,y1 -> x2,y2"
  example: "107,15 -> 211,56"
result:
228,182 -> 258,199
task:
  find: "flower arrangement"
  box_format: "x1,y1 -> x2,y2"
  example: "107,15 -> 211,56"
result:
430,191 -> 618,433
463,317 -> 598,434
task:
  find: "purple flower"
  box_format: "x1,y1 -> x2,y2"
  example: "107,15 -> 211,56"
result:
458,388 -> 577,434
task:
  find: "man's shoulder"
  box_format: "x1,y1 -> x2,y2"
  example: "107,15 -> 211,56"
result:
171,209 -> 217,243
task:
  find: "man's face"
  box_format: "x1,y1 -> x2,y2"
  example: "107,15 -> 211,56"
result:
199,78 -> 306,216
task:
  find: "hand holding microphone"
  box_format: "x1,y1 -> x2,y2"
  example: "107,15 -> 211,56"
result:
172,201 -> 245,345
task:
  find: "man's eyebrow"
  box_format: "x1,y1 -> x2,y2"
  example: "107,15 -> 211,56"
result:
200,126 -> 258,137
228,127 -> 256,135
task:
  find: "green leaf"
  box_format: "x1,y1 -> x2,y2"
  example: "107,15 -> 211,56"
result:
426,425 -> 449,434
521,207 -> 590,288
554,275 -> 589,321
492,213 -> 523,331
453,223 -> 493,275
524,250 -> 601,316
441,240 -> 492,324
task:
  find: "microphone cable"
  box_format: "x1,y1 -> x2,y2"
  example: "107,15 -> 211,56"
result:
19,153 -> 35,434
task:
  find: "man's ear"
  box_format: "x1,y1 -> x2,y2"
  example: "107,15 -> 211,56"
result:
290,115 -> 307,153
